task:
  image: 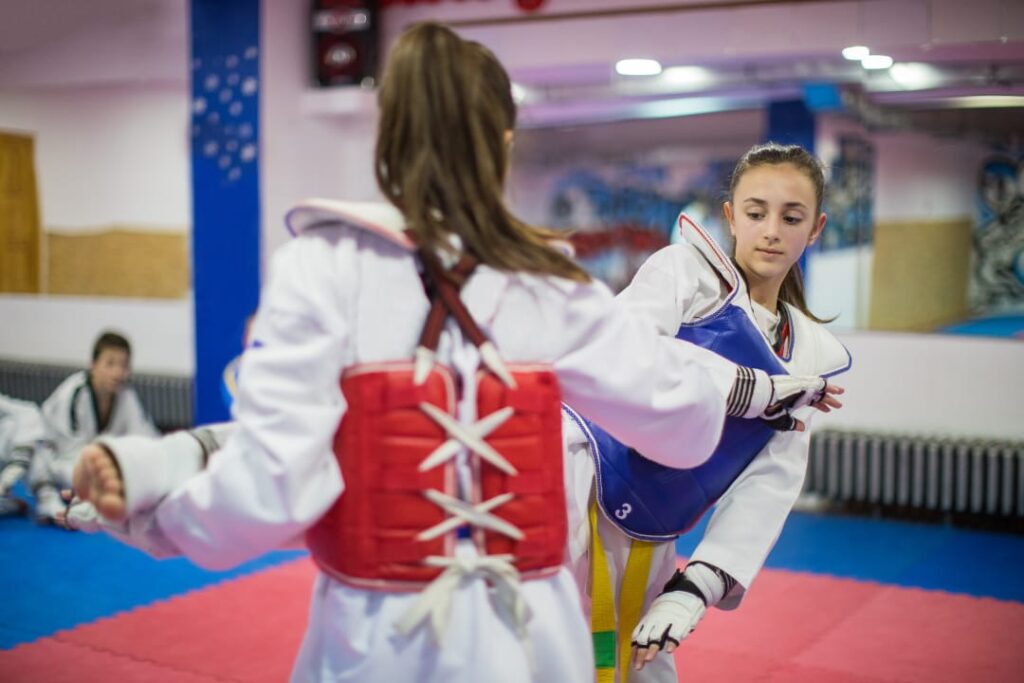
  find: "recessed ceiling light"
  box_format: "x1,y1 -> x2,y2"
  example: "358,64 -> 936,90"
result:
946,95 -> 1024,109
861,54 -> 893,70
661,66 -> 712,86
511,82 -> 527,104
842,45 -> 870,60
888,62 -> 942,89
615,58 -> 662,77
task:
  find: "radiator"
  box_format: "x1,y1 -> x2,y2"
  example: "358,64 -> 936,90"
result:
0,359 -> 193,432
806,430 -> 1024,517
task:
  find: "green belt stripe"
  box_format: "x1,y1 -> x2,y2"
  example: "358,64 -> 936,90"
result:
593,630 -> 616,669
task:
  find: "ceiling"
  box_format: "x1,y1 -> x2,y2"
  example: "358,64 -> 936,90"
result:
1,0 -> 1021,150
445,0 -> 1024,151
0,0 -> 175,55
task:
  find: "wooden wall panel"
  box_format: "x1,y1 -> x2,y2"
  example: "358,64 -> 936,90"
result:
868,219 -> 972,331
46,228 -> 189,299
0,132 -> 41,293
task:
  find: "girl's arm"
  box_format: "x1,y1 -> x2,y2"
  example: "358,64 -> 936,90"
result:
74,236 -> 353,570
686,410 -> 813,608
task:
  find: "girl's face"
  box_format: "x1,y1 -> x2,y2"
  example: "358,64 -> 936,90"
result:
724,162 -> 826,293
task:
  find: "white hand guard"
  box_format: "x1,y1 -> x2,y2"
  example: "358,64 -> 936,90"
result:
631,590 -> 706,651
60,497 -> 103,532
727,367 -> 827,431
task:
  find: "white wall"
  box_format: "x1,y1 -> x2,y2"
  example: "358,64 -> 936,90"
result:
806,246 -> 874,328
0,85 -> 190,231
260,0 -> 381,264
818,330 -> 1024,441
872,130 -> 989,223
806,120 -> 1019,441
807,116 -> 992,331
0,295 -> 193,374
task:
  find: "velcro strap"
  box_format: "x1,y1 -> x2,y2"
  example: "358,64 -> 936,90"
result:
662,569 -> 708,606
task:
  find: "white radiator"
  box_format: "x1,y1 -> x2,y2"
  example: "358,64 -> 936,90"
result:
0,359 -> 192,432
806,430 -> 1024,517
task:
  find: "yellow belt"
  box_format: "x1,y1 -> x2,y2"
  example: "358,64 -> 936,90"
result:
589,502 -> 656,683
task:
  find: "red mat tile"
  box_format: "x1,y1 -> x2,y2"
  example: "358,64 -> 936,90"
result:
1,558 -> 315,683
4,558 -> 1024,682
0,638 -> 223,683
672,564 -> 1024,683
795,583 -> 1024,682
682,568 -> 883,660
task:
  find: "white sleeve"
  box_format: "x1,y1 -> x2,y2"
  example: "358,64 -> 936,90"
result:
687,407 -> 814,609
81,422 -> 234,556
100,422 -> 237,516
0,394 -> 46,446
617,245 -> 725,335
141,237 -> 351,570
553,278 -> 737,469
616,248 -> 687,335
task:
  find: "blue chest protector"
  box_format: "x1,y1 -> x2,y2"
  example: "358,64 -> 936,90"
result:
567,303 -> 787,541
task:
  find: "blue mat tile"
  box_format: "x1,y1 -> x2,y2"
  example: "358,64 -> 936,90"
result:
0,512 -> 304,650
676,510 -> 1024,602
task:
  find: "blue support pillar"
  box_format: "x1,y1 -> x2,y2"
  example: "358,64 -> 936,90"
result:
766,99 -> 817,276
190,0 -> 261,424
765,99 -> 816,153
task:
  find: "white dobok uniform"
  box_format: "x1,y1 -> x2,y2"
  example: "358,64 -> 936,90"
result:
566,214 -> 851,683
31,371 -> 158,491
91,199 -> 747,683
0,393 -> 46,471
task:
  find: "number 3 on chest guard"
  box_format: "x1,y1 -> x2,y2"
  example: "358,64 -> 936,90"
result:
614,502 -> 632,520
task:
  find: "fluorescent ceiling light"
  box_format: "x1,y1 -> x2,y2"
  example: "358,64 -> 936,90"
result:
661,66 -> 712,86
861,54 -> 893,70
511,82 -> 527,104
945,95 -> 1024,109
842,45 -> 870,60
616,58 -> 662,77
888,62 -> 942,89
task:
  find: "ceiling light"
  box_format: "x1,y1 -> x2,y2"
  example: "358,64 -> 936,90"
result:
661,66 -> 712,86
946,96 -> 1024,109
888,62 -> 942,89
861,54 -> 893,70
615,58 -> 662,77
842,45 -> 870,60
511,82 -> 527,104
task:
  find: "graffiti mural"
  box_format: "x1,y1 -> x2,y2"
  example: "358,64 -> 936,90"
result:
821,135 -> 875,252
971,155 -> 1024,313
544,161 -> 733,291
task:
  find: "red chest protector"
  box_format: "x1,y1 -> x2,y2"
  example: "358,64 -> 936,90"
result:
305,249 -> 567,590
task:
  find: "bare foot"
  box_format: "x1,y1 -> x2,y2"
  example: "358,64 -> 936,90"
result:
72,444 -> 126,521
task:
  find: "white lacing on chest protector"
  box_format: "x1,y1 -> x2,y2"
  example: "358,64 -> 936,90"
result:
394,399 -> 531,644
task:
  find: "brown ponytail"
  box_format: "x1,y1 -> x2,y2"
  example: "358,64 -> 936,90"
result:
374,22 -> 590,283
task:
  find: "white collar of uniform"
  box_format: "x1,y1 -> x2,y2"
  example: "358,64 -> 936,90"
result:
782,303 -> 853,377
286,198 -> 510,329
675,212 -> 744,302
285,199 -> 413,250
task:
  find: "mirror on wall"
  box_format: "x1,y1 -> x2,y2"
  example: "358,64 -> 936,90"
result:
505,50 -> 1024,340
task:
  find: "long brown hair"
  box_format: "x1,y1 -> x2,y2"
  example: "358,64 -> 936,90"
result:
374,22 -> 590,283
727,142 -> 832,323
